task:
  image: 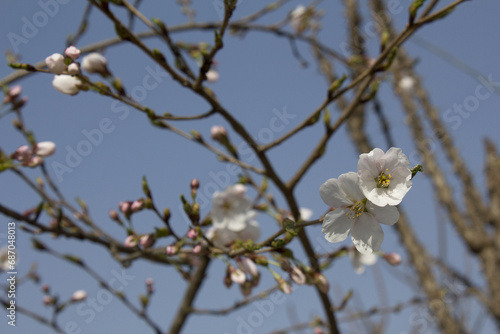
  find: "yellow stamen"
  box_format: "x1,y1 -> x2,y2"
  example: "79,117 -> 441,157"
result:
345,200 -> 365,219
375,168 -> 392,188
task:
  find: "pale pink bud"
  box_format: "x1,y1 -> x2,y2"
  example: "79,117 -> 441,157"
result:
41,284 -> 50,293
193,244 -> 202,254
67,63 -> 80,75
146,278 -> 154,294
52,75 -> 81,95
71,290 -> 87,302
232,183 -> 247,196
81,52 -> 109,76
187,228 -> 198,240
279,280 -> 292,294
43,295 -> 53,305
206,69 -> 219,82
45,53 -> 65,74
210,125 -> 227,140
384,252 -> 402,266
398,76 -> 415,91
139,234 -> 155,248
28,156 -> 43,167
237,257 -> 259,277
12,145 -> 33,163
131,200 -> 144,212
9,85 -> 22,98
230,267 -> 246,285
190,179 -> 200,190
119,201 -> 131,213
65,45 -> 81,59
166,245 -> 177,255
314,327 -> 325,334
314,273 -> 329,294
289,266 -> 306,285
34,141 -> 56,157
109,209 -> 119,220
124,235 -> 138,247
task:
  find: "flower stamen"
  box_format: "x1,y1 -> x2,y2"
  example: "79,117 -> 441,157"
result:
375,168 -> 392,188
345,200 -> 365,219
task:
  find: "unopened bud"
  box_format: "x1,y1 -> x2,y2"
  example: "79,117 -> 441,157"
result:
383,252 -> 402,266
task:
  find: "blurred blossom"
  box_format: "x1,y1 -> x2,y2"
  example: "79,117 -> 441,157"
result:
124,235 -> 138,247
187,228 -> 198,239
206,69 -> 219,82
45,53 -> 65,74
131,199 -> 144,212
109,209 -> 119,220
119,201 -> 131,213
52,75 -> 81,95
398,75 -> 415,91
383,252 -> 402,266
34,141 -> 56,157
166,245 -> 177,255
67,63 -> 80,75
210,125 -> 227,140
139,234 -> 155,248
289,266 -> 306,285
349,248 -> 377,274
81,52 -> 110,76
236,257 -> 259,277
230,267 -> 246,285
71,290 -> 87,302
212,184 -> 252,232
65,45 -> 81,59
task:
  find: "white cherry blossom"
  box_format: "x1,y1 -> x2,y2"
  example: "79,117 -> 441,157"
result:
320,172 -> 399,254
357,147 -> 412,207
211,184 -> 252,232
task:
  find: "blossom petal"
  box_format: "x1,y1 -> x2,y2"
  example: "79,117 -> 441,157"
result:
320,178 -> 352,208
237,219 -> 260,242
321,209 -> 353,243
366,202 -> 399,225
351,214 -> 384,254
338,172 -> 364,202
358,171 -> 388,207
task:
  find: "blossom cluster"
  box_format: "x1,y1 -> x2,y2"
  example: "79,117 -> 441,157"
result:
320,148 -> 412,254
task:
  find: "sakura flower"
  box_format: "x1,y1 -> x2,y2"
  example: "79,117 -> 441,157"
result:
52,75 -> 81,95
71,290 -> 87,302
65,45 -> 81,59
81,52 -> 110,76
34,141 -> 56,157
45,53 -> 65,74
349,248 -> 377,274
206,217 -> 260,248
357,147 -> 412,207
320,172 -> 399,254
211,184 -> 252,232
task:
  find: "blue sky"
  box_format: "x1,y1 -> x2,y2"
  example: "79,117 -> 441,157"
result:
1,1 -> 500,333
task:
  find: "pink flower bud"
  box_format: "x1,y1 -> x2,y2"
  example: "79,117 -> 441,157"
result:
146,278 -> 154,294
193,244 -> 202,254
52,75 -> 81,95
139,234 -> 155,248
35,141 -> 56,157
190,179 -> 200,190
11,145 -> 33,163
65,45 -> 81,59
383,252 -> 402,266
146,278 -> 154,286
81,52 -> 110,76
210,125 -> 227,140
45,53 -> 65,74
124,235 -> 138,247
119,201 -> 131,213
314,327 -> 325,334
187,228 -> 198,240
43,295 -> 53,306
131,199 -> 144,212
9,85 -> 22,98
289,266 -> 306,285
71,290 -> 87,302
230,267 -> 246,285
206,69 -> 219,82
236,257 -> 259,277
166,245 -> 177,255
279,279 -> 292,294
314,273 -> 329,294
109,209 -> 119,220
41,284 -> 50,293
67,63 -> 80,75
28,156 -> 43,167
